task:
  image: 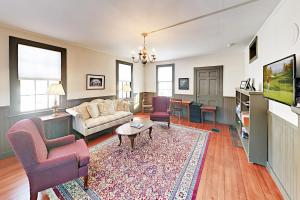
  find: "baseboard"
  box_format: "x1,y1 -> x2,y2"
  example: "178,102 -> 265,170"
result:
266,162 -> 290,200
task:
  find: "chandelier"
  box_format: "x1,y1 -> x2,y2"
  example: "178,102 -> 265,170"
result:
131,33 -> 156,65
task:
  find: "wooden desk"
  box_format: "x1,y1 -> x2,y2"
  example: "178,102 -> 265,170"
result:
169,99 -> 192,121
201,105 -> 217,124
40,112 -> 72,139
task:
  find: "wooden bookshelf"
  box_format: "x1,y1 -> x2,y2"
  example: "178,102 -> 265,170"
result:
235,88 -> 268,166
142,92 -> 155,113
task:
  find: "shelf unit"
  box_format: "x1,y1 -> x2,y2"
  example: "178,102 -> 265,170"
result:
142,92 -> 155,113
235,88 -> 268,166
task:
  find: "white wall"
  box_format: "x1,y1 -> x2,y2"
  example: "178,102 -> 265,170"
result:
0,25 -> 144,106
144,46 -> 245,97
244,0 -> 300,126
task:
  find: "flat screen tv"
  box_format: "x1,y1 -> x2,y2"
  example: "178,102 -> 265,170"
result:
263,54 -> 296,106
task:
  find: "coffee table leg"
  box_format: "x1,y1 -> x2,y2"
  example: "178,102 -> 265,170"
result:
128,135 -> 137,150
149,127 -> 153,139
118,134 -> 122,146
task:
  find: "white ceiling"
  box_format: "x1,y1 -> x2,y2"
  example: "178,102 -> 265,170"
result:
0,0 -> 281,61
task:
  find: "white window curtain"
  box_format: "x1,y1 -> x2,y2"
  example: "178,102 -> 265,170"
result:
18,44 -> 61,80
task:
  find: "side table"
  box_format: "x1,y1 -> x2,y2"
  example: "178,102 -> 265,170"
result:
40,112 -> 72,139
201,105 -> 217,125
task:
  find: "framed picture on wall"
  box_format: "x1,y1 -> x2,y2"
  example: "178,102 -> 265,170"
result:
86,74 -> 105,90
249,36 -> 258,63
179,78 -> 189,90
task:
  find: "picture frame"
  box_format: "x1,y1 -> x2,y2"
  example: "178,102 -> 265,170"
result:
249,36 -> 258,63
240,81 -> 247,89
179,78 -> 189,90
86,74 -> 105,90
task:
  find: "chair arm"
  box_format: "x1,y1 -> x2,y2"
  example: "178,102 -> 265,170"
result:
35,153 -> 78,173
46,135 -> 75,149
30,153 -> 79,191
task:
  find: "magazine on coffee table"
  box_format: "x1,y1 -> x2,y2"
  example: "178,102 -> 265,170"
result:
130,122 -> 144,129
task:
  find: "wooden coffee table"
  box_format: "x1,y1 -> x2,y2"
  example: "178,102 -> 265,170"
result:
116,120 -> 154,150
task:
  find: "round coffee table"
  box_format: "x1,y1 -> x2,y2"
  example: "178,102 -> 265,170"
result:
116,120 -> 154,150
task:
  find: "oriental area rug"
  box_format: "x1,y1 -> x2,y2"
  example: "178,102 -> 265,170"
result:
46,123 -> 210,200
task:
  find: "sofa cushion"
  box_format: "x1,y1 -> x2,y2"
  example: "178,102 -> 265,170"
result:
87,103 -> 100,118
91,99 -> 105,104
114,99 -> 122,111
98,100 -> 115,116
48,139 -> 89,167
114,99 -> 127,111
74,103 -> 91,120
85,111 -> 132,128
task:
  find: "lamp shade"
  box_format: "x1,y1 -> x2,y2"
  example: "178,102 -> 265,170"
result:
123,84 -> 132,92
48,83 -> 65,95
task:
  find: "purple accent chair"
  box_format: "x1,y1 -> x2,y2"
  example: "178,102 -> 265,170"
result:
6,118 -> 90,200
150,96 -> 171,127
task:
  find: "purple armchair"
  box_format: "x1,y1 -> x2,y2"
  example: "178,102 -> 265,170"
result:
6,118 -> 90,200
150,96 -> 171,127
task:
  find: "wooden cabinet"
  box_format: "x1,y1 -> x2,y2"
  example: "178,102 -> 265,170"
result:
40,112 -> 72,139
235,88 -> 268,166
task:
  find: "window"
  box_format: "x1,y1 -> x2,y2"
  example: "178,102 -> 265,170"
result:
116,60 -> 133,99
20,80 -> 59,112
9,37 -> 67,114
157,64 -> 174,97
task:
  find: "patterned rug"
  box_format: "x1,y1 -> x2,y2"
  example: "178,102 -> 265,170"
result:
46,123 -> 210,200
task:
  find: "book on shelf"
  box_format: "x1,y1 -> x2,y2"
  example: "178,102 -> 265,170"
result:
241,111 -> 250,127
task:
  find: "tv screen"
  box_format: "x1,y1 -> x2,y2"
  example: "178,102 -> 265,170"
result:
263,55 -> 296,106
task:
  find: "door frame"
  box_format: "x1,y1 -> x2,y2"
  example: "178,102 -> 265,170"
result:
193,65 -> 223,103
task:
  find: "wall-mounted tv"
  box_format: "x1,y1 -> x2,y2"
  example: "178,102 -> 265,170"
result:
263,54 -> 296,106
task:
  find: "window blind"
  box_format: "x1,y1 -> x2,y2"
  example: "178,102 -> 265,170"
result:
118,63 -> 132,81
158,67 -> 172,81
18,44 -> 61,80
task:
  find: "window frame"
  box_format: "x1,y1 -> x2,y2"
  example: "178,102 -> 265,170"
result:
9,36 -> 67,115
116,60 -> 133,99
156,64 -> 175,97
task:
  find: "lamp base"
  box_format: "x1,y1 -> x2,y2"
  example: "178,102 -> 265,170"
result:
52,105 -> 59,117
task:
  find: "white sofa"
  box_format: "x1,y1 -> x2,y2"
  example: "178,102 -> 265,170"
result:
66,99 -> 133,137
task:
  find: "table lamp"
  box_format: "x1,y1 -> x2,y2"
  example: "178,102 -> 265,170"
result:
48,83 -> 65,116
123,84 -> 132,99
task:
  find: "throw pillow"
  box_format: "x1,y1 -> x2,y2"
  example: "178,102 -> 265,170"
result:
98,100 -> 115,116
76,105 -> 91,120
115,99 -> 125,111
87,103 -> 100,118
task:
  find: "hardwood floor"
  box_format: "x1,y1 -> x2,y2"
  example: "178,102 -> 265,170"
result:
0,113 -> 283,200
